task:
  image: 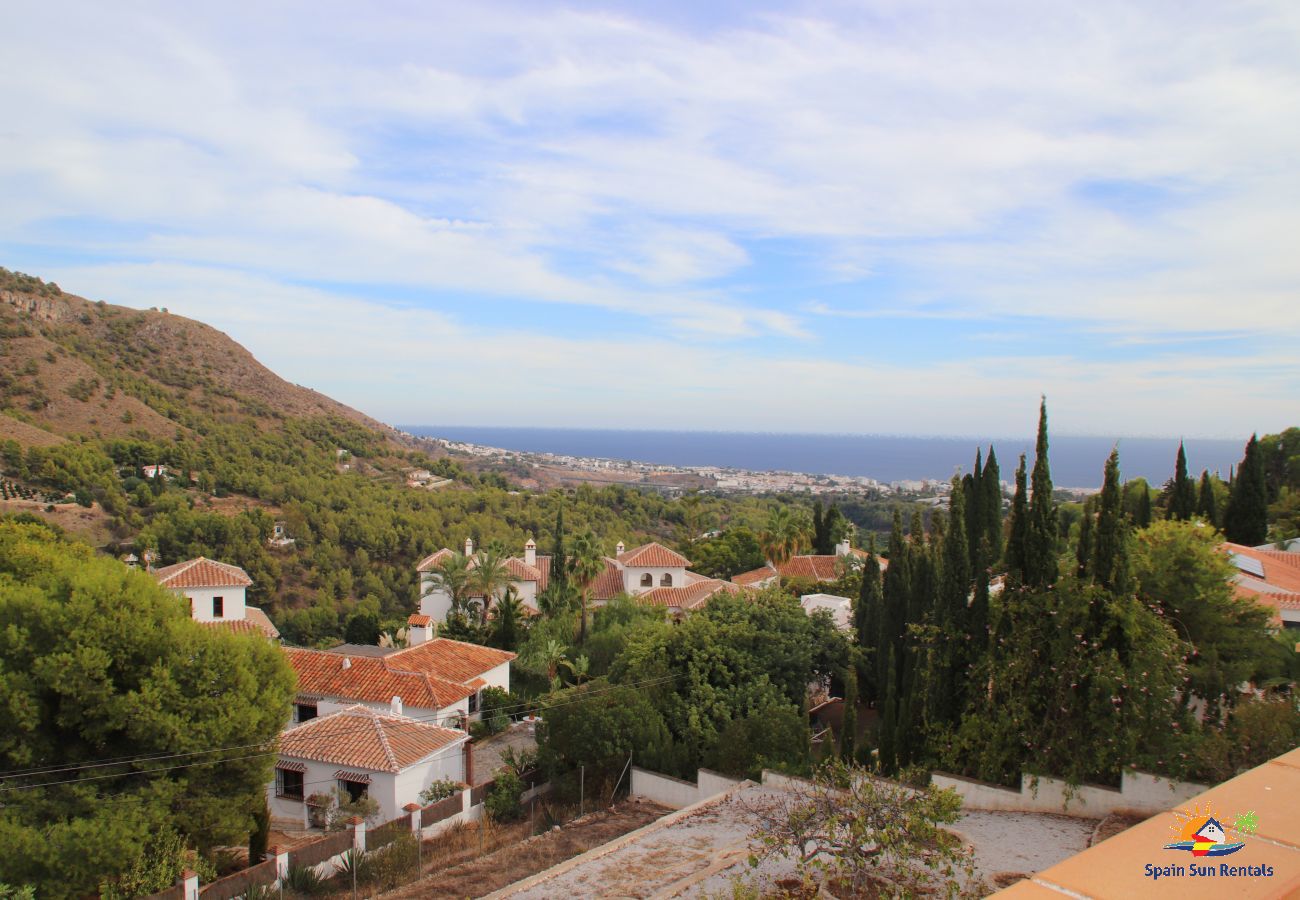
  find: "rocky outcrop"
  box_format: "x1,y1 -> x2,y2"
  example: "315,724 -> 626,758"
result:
1,289 -> 78,324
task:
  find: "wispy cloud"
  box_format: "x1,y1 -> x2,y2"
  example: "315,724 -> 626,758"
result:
1,0 -> 1298,434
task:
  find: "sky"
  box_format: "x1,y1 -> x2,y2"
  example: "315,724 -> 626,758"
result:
1,0 -> 1298,438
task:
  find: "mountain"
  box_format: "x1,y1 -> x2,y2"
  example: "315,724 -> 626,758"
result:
0,267 -> 391,445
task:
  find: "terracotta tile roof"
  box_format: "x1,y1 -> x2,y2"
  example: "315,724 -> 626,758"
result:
732,565 -> 778,587
616,542 -> 692,568
200,606 -> 280,639
407,614 -> 433,627
384,638 -> 515,684
278,705 -> 465,774
639,579 -> 741,612
153,557 -> 253,588
415,548 -> 455,573
1006,746 -> 1300,898
285,647 -> 474,709
1224,543 -> 1300,593
504,556 -> 544,582
586,559 -> 629,600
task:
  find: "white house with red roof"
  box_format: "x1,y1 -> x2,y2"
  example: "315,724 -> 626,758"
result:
732,538 -> 875,590
415,537 -> 552,621
152,556 -> 280,639
269,704 -> 467,827
283,637 -> 514,728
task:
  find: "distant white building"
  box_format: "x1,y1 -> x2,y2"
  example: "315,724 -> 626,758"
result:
415,537 -> 721,621
800,593 -> 854,631
152,556 -> 280,639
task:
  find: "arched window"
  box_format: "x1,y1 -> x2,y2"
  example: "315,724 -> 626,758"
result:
640,573 -> 653,587
660,573 -> 673,587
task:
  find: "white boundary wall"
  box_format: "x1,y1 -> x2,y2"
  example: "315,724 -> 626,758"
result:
931,769 -> 1206,818
630,767 -> 741,809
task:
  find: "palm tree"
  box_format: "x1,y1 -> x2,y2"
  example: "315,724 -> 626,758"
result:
469,543 -> 512,626
568,530 -> 606,645
561,653 -> 591,686
760,506 -> 811,568
526,638 -> 570,689
427,552 -> 473,619
492,586 -> 524,651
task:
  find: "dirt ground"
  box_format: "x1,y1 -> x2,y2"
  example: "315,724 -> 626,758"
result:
382,801 -> 670,899
473,723 -> 539,786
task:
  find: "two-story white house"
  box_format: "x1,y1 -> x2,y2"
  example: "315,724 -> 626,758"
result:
269,704 -> 468,828
152,556 -> 280,640
416,538 -> 553,621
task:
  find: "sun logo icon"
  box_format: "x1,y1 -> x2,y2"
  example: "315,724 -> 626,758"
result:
1163,802 -> 1251,857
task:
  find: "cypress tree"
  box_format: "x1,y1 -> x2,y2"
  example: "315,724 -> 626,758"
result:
982,447 -> 1003,565
1091,448 -> 1130,594
878,647 -> 898,773
1224,435 -> 1268,545
812,501 -> 827,555
1007,454 -> 1029,582
965,448 -> 984,572
1171,442 -> 1196,520
1075,497 -> 1094,578
878,511 -> 910,694
855,537 -> 883,700
840,669 -> 858,761
1197,470 -> 1218,527
1024,398 -> 1058,589
933,476 -> 970,728
969,535 -> 991,655
1137,487 -> 1152,528
552,506 -> 569,598
825,504 -> 845,550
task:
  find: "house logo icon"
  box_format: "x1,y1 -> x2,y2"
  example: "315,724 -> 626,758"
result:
1163,803 -> 1255,858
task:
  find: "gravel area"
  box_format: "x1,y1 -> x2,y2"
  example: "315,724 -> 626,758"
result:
473,722 -> 538,786
951,810 -> 1096,885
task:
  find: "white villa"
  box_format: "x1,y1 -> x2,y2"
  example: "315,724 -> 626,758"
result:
152,556 -> 280,640
269,704 -> 467,827
415,537 -> 734,620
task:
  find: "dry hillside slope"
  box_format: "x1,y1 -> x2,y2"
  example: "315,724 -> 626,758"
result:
0,269 -> 393,443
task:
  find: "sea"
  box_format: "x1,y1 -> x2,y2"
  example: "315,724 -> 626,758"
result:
401,426 -> 1248,489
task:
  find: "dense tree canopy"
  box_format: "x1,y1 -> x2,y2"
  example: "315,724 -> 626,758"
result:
0,521 -> 295,898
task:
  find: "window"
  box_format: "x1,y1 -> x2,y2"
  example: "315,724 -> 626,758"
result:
339,779 -> 368,803
294,702 -> 318,724
212,596 -> 224,618
660,573 -> 673,587
640,573 -> 653,587
276,768 -> 304,800
468,690 -> 480,714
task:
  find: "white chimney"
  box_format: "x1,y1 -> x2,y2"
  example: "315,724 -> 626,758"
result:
616,541 -> 625,555
524,537 -> 536,567
835,537 -> 852,557
341,657 -> 351,670
408,616 -> 431,646
390,695 -> 404,717
464,537 -> 474,557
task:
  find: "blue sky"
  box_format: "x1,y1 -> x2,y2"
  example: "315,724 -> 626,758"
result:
1,0 -> 1298,437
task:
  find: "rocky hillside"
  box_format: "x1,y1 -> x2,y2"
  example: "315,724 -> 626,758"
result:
0,267 -> 393,444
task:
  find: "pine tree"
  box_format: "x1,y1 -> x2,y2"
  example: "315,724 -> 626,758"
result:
1224,435 -> 1268,545
1171,442 -> 1196,521
1197,470 -> 1218,527
1024,399 -> 1058,589
1090,448 -> 1131,594
1006,454 -> 1029,582
982,447 -> 1003,565
855,537 -> 883,700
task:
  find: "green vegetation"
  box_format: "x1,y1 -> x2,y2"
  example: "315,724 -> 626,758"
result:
0,520 -> 295,898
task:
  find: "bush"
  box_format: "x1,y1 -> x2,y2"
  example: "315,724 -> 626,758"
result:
284,864 -> 326,895
480,686 -> 516,733
418,778 -> 461,805
484,770 -> 525,822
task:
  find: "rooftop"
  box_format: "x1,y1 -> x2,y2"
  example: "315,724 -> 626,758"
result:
153,556 -> 253,589
278,705 -> 465,773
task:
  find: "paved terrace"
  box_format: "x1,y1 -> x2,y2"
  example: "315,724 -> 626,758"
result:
491,776 -> 1094,899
